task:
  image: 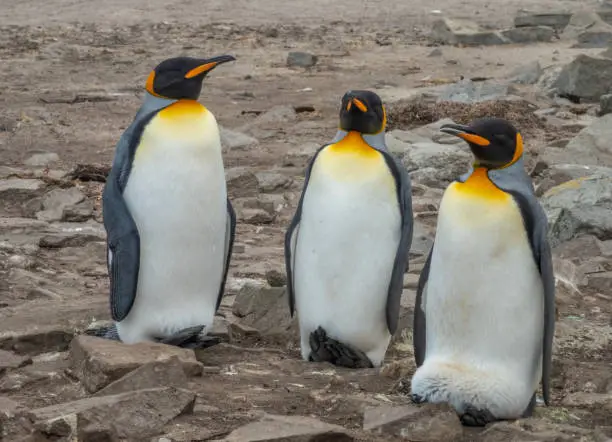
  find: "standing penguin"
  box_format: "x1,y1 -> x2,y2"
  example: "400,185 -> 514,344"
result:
100,55 -> 237,347
410,118 -> 555,426
285,90 -> 414,369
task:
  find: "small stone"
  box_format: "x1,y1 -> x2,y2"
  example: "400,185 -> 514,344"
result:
363,403 -> 463,441
562,392 -> 612,409
70,335 -> 203,393
7,255 -> 33,269
238,208 -> 276,225
229,322 -> 260,338
265,270 -> 286,287
226,168 -> 260,199
430,18 -> 507,46
254,106 -> 297,125
600,94 -> 612,115
38,223 -> 105,248
501,26 -> 555,43
220,127 -> 259,151
428,48 -> 443,57
0,349 -> 32,375
222,413 -> 354,441
287,51 -> 318,68
437,79 -> 509,104
24,152 -> 60,167
255,172 -> 293,193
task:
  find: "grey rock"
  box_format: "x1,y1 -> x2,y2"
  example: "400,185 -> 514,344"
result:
553,54 -> 612,101
535,163 -> 612,196
545,114 -> 612,167
0,178 -> 45,195
363,403 -> 463,442
232,284 -> 296,336
24,152 -> 60,167
501,26 -> 555,43
514,12 -> 572,31
255,105 -> 297,125
36,187 -> 86,222
400,141 -> 471,189
437,79 -> 509,103
7,255 -> 34,269
428,48 -> 443,57
542,174 -> 612,247
563,10 -> 612,48
600,94 -> 612,115
430,18 -> 507,46
479,419 -> 605,441
508,60 -> 543,84
265,269 -> 287,288
286,51 -> 318,68
220,126 -> 259,151
220,414 -> 353,442
238,208 -> 276,225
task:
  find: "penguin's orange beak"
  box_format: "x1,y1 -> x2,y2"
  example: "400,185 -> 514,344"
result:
440,123 -> 490,146
346,98 -> 368,112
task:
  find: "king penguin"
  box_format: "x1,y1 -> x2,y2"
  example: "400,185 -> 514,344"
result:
99,55 -> 237,348
284,90 -> 414,369
410,118 -> 555,426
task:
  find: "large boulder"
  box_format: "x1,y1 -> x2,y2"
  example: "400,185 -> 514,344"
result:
542,174 -> 612,248
553,54 -> 612,101
562,10 -> 612,48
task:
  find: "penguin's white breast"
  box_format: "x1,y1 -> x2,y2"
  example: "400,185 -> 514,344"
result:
293,137 -> 401,349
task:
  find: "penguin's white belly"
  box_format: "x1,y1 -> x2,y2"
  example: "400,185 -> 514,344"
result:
117,102 -> 227,343
293,144 -> 401,366
412,180 -> 544,417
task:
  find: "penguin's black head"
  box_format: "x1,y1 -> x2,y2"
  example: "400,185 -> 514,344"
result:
145,55 -> 236,100
439,117 -> 523,169
338,90 -> 386,135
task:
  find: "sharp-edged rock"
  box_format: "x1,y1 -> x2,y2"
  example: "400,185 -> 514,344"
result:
0,349 -> 32,375
600,94 -> 612,116
232,284 -> 295,336
36,187 -> 86,222
38,222 -> 106,248
24,152 -> 60,167
535,164 -> 612,196
70,335 -> 203,393
363,403 -> 463,441
563,10 -> 612,48
478,419 -> 606,441
430,18 -> 507,46
542,174 -> 612,247
93,356 -> 189,396
501,26 -> 555,43
553,54 -> 612,101
219,413 -> 354,442
255,171 -> 293,193
29,387 -> 195,441
542,114 -> 612,167
0,179 -> 46,217
61,200 -> 94,222
286,51 -> 318,68
514,11 -> 572,31
226,167 -> 260,199
0,298 -> 109,355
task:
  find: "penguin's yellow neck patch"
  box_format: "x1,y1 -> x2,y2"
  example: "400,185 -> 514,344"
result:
315,131 -> 390,183
327,131 -> 379,158
451,167 -> 509,202
158,99 -> 208,121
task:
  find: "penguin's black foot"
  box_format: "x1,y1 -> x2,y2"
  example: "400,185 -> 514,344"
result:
84,324 -> 121,341
308,326 -> 374,369
459,406 -> 496,427
411,393 -> 427,404
158,325 -> 220,349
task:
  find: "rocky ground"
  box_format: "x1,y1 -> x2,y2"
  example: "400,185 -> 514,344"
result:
1,0 -> 612,441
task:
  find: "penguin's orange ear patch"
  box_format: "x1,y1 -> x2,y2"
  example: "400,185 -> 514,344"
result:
457,133 -> 490,146
145,71 -> 159,96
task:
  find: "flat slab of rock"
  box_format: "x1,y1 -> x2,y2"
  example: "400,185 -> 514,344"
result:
93,355 -> 189,396
70,335 -> 202,393
0,349 -> 32,375
30,387 -> 195,440
0,298 -> 108,355
514,12 -> 572,30
219,414 -> 354,441
363,403 -> 463,441
431,18 -> 506,46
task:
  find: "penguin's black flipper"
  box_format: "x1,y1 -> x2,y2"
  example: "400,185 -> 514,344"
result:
459,406 -> 497,427
308,326 -> 374,369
